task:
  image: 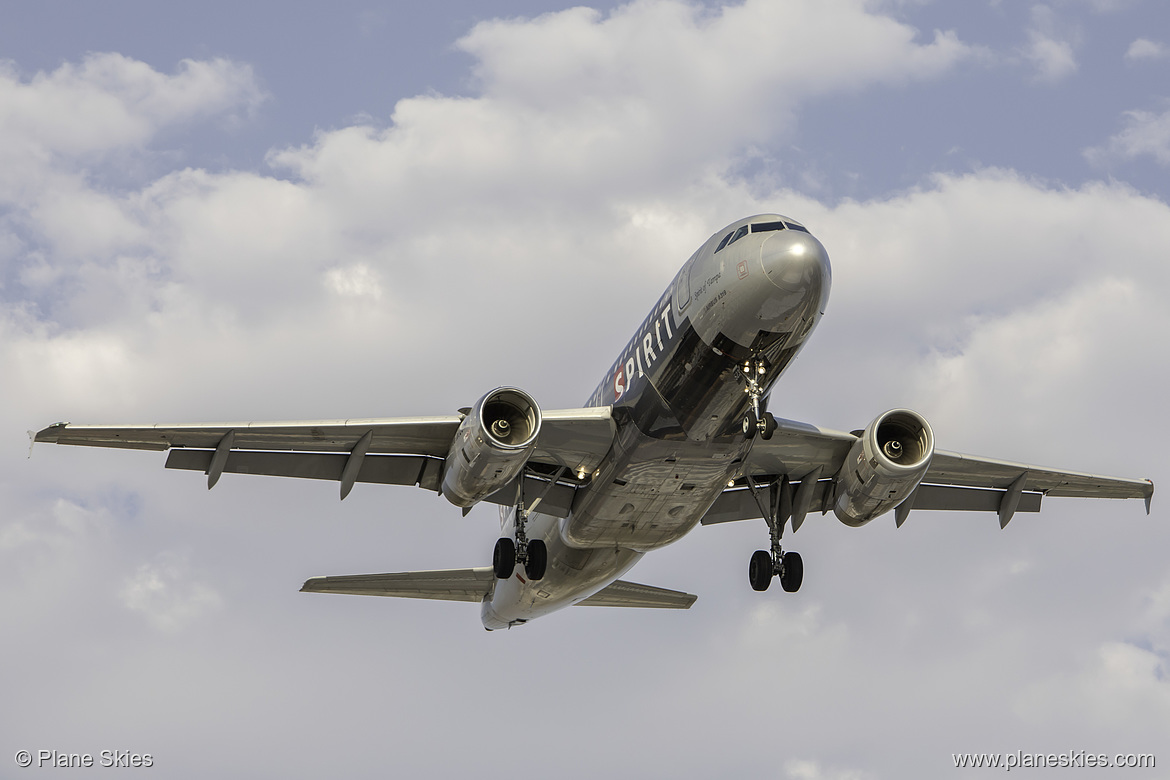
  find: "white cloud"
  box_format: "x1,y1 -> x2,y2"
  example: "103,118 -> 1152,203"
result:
1022,6 -> 1079,83
1016,641 -> 1170,731
324,263 -> 384,301
784,759 -> 874,780
2,4 -> 1169,777
121,554 -> 222,632
271,0 -> 973,218
1025,33 -> 1077,81
1065,0 -> 1138,11
0,53 -> 263,233
0,2 -> 977,420
1085,107 -> 1170,166
0,53 -> 262,162
1125,37 -> 1168,62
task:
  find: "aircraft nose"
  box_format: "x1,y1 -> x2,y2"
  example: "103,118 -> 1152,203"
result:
759,228 -> 832,314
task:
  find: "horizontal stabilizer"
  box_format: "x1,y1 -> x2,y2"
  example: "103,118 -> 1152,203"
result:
575,580 -> 696,609
301,567 -> 495,603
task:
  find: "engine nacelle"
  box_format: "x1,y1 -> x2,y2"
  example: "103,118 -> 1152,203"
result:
833,409 -> 934,527
441,387 -> 541,508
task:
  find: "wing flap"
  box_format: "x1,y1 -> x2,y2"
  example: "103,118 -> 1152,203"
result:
575,580 -> 696,609
165,449 -> 430,485
910,483 -> 1042,512
699,481 -> 1043,525
300,567 -> 496,602
163,449 -> 578,516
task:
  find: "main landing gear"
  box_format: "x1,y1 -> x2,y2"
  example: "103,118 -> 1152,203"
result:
492,471 -> 549,582
741,358 -> 777,440
744,475 -> 804,593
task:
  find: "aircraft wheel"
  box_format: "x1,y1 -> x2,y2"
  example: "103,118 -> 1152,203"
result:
748,550 -> 773,591
780,551 -> 803,593
742,410 -> 758,439
761,412 -> 777,440
525,539 -> 548,581
493,537 -> 516,579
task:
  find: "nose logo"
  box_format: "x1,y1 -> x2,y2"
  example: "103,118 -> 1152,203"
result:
737,261 -> 748,280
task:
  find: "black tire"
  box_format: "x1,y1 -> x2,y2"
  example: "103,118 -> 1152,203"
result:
525,539 -> 548,581
742,410 -> 758,439
748,550 -> 773,591
493,537 -> 516,579
761,412 -> 777,440
780,551 -> 803,592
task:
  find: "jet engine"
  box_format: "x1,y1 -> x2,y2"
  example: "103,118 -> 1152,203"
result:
833,409 -> 934,527
441,387 -> 542,508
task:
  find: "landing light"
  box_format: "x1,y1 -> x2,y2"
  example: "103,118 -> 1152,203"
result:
727,479 -> 736,487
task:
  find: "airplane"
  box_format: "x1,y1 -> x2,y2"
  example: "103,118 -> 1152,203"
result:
34,214 -> 1154,630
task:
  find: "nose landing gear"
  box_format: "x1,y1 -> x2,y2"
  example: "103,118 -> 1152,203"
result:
744,475 -> 803,593
741,359 -> 777,440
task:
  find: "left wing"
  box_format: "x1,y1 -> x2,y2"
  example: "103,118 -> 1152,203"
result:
300,568 -> 697,609
33,408 -> 617,513
702,417 -> 1153,527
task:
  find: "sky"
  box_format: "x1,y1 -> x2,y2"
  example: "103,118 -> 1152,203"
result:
2,1 -> 1168,778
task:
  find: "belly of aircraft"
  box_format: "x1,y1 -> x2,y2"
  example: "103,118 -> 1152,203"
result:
561,432 -> 742,551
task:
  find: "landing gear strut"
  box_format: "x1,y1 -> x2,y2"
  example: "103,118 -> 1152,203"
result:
741,358 -> 777,440
744,475 -> 803,593
493,468 -> 554,581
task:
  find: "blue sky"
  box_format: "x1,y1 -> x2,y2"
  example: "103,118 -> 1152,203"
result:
2,2 -> 1168,778
6,1 -> 1170,200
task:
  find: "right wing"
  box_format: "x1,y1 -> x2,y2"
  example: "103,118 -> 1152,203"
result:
33,407 -> 617,514
702,416 -> 1152,526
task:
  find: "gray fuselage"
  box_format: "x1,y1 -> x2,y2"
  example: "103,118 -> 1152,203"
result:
482,215 -> 831,629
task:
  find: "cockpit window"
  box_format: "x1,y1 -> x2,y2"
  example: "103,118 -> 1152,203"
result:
716,221 -> 807,253
750,221 -> 787,233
